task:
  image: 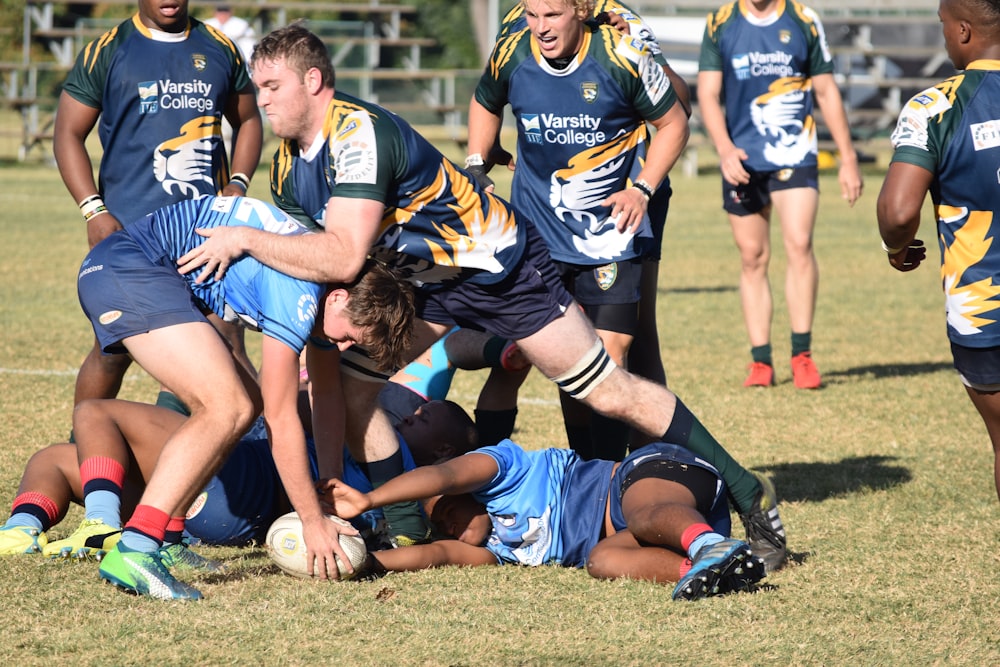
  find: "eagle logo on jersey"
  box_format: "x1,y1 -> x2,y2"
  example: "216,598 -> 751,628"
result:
751,77 -> 815,166
153,116 -> 220,198
191,53 -> 207,72
581,82 -> 598,103
940,205 -> 1000,336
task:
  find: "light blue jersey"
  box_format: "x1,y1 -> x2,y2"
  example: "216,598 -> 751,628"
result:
698,0 -> 834,171
133,196 -> 321,353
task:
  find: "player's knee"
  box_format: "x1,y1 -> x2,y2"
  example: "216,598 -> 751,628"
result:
548,338 -> 617,401
585,543 -> 618,580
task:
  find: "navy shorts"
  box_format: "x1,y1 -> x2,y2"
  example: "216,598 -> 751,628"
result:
607,442 -> 731,537
723,165 -> 819,216
554,258 -> 642,335
417,221 -> 575,341
951,341 -> 1000,386
77,232 -> 206,354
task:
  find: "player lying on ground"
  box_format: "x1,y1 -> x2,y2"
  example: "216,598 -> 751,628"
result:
324,439 -> 767,600
0,397 -> 477,559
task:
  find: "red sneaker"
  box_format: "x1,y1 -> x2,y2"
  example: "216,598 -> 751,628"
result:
743,362 -> 774,387
791,352 -> 822,389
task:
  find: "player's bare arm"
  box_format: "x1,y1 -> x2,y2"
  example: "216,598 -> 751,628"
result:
466,98 -> 506,191
876,161 -> 931,272
53,92 -> 124,248
220,84 -> 263,198
602,102 -> 689,233
697,69 -> 751,186
812,73 -> 863,206
262,336 -> 357,579
368,539 -> 500,572
176,196 -> 383,283
323,453 -> 500,518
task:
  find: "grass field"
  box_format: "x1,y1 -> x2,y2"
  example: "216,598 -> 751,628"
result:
1,151 -> 998,666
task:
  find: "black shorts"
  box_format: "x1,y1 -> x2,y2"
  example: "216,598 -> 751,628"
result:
554,257 -> 642,336
723,165 -> 819,216
951,341 -> 1000,386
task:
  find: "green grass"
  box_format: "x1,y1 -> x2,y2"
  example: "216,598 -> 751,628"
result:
1,155 -> 998,666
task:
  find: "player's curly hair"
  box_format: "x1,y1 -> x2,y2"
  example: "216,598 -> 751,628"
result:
519,0 -> 596,21
341,260 -> 414,372
250,21 -> 336,88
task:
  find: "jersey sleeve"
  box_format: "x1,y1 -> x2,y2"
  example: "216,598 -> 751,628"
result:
606,29 -> 675,120
697,10 -> 724,72
256,270 -> 323,354
474,32 -> 522,115
61,24 -> 122,109
326,105 -> 402,203
795,3 -> 835,76
889,85 -> 953,173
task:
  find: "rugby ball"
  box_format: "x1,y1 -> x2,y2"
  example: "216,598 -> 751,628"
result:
266,511 -> 367,580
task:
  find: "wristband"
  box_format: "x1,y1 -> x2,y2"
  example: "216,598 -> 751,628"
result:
632,179 -> 654,201
463,154 -> 494,190
229,172 -> 250,191
79,195 -> 108,222
881,240 -> 904,256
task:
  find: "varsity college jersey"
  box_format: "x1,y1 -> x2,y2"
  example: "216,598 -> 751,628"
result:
475,25 -> 674,264
126,196 -> 323,353
473,441 -> 616,568
889,62 -> 1000,348
62,16 -> 251,223
698,0 -> 834,171
270,92 -> 526,290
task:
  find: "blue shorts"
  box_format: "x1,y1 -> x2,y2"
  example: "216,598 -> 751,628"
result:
607,442 -> 731,537
77,232 -> 206,354
723,165 -> 819,216
184,436 -> 319,546
951,341 -> 1000,386
417,221 -> 575,340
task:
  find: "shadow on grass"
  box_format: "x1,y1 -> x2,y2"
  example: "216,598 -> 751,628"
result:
756,455 -> 912,503
822,361 -> 954,383
662,284 -> 736,295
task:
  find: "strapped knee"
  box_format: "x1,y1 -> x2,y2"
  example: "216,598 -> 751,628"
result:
549,338 -> 617,400
340,347 -> 394,384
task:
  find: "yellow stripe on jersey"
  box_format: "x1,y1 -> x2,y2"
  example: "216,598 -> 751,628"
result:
707,2 -> 736,39
491,31 -> 524,78
942,208 -> 999,331
553,128 -> 645,189
203,23 -> 240,58
271,141 -> 295,198
601,27 -> 639,78
82,25 -> 119,73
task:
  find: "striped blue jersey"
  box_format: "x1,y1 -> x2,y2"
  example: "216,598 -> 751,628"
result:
473,440 -> 615,567
270,92 -> 527,289
126,196 -> 323,353
698,0 -> 834,170
475,25 -> 674,264
61,15 -> 251,223
889,61 -> 1000,348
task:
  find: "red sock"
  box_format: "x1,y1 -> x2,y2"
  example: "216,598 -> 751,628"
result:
80,456 -> 126,491
12,492 -> 60,529
680,523 -> 715,552
124,505 -> 169,543
678,558 -> 693,578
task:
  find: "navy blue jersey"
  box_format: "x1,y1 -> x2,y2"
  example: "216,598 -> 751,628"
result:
475,25 -> 674,264
698,0 -> 834,170
270,93 -> 527,290
62,15 -> 251,222
889,62 -> 1000,348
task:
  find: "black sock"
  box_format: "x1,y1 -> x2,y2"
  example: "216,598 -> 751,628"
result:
566,424 -> 594,461
590,412 -> 629,462
791,332 -> 811,357
751,344 -> 773,366
474,408 -> 518,446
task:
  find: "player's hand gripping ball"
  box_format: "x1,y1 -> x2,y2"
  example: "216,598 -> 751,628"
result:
266,511 -> 367,580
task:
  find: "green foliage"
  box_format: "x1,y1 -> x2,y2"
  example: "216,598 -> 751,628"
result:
409,0 -> 480,69
1,154 -> 999,665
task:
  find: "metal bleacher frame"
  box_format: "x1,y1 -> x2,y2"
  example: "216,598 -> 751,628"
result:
3,0 -> 479,161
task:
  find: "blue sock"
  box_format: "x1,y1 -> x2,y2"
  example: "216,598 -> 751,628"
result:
84,490 -> 122,529
688,532 -> 726,559
4,513 -> 43,531
119,529 -> 161,554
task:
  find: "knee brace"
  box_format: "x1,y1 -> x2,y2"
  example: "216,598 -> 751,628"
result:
549,338 -> 617,400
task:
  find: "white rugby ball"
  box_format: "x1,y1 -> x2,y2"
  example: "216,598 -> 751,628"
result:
266,511 -> 367,580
